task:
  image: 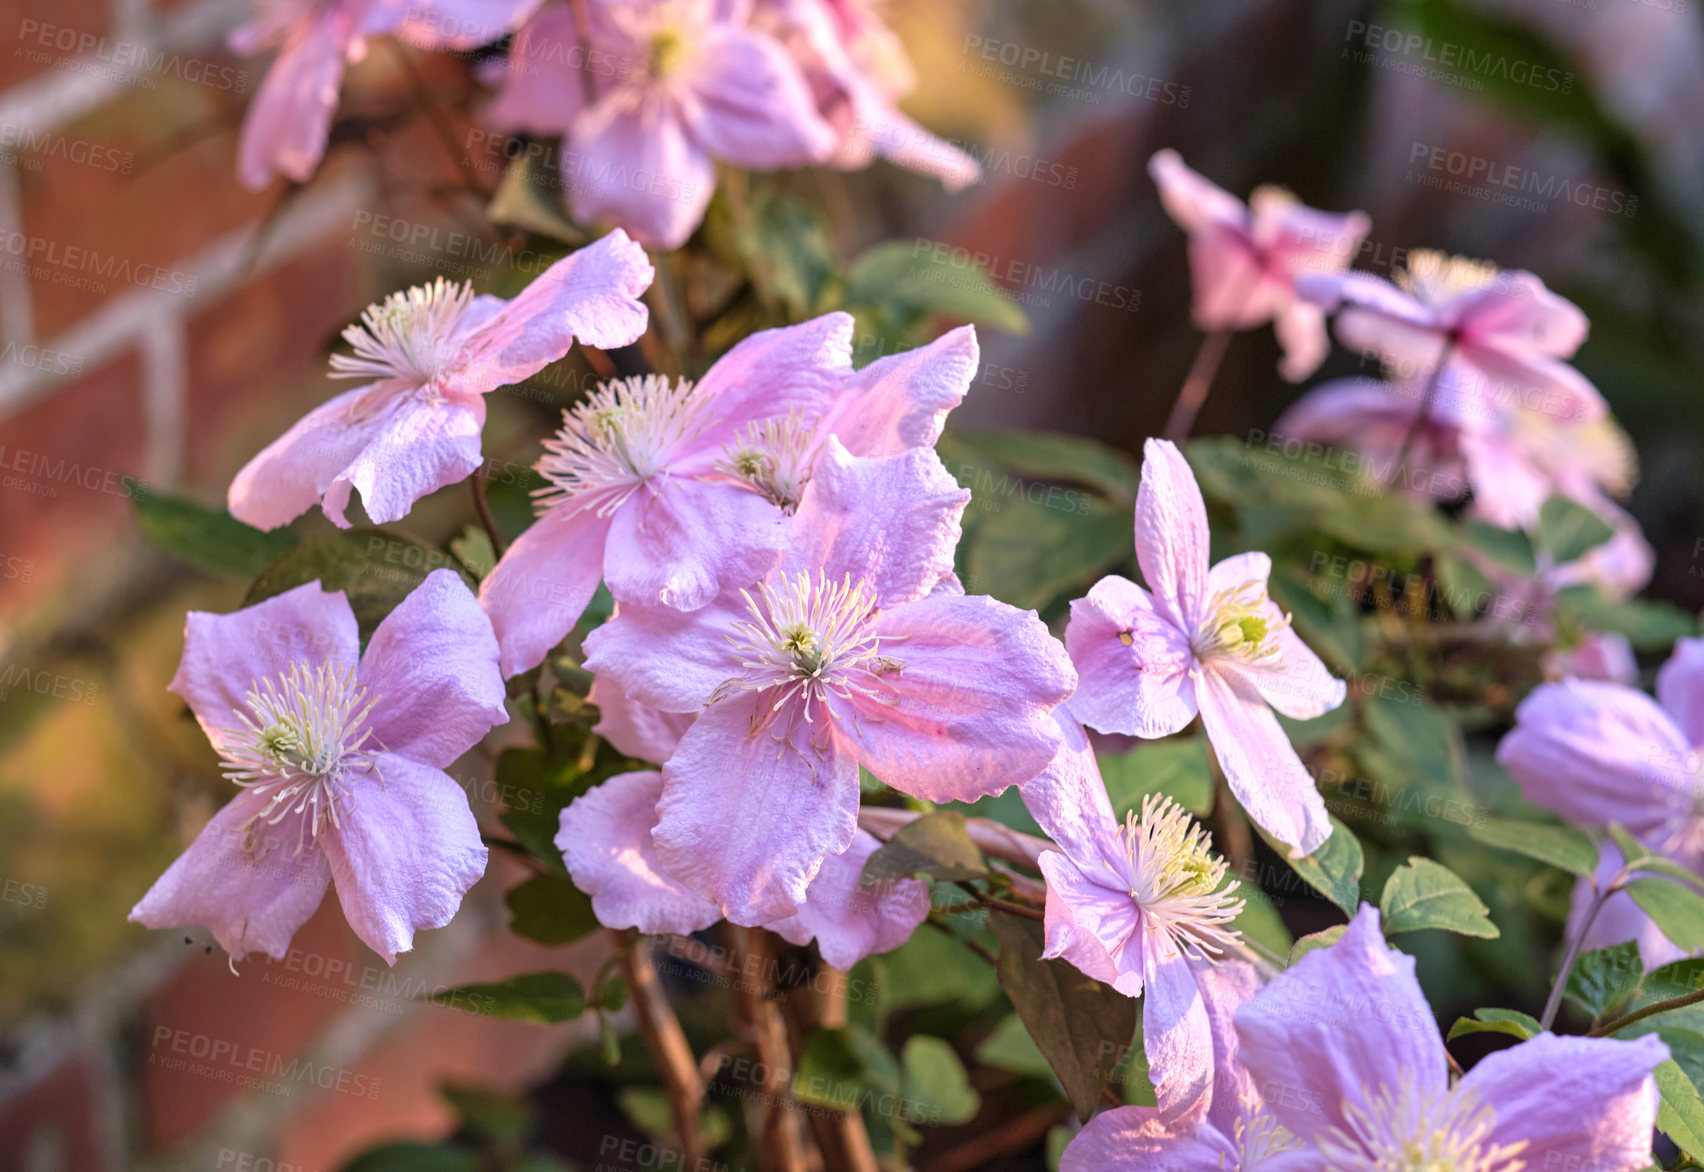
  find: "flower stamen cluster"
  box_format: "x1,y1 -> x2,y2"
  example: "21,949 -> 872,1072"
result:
1394,249 -> 1500,307
1318,1074 -> 1528,1172
535,375 -> 709,516
1193,579 -> 1291,665
329,277 -> 475,390
716,410 -> 819,511
1113,793 -> 1243,960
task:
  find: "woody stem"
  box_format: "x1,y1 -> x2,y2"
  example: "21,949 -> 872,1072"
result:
1163,328 -> 1233,441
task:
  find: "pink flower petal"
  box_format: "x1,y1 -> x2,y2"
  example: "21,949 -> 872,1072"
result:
236,8 -> 351,189
390,0 -> 540,50
1037,850 -> 1130,990
1460,1032 -> 1666,1172
456,230 -> 654,393
1457,269 -> 1589,359
1569,846 -> 1687,973
769,830 -> 930,969
1018,711 -> 1120,870
1148,150 -> 1247,236
1141,935 -> 1213,1124
784,439 -> 967,609
1196,666 -> 1331,857
480,502 -> 612,678
814,325 -> 977,458
1061,1106 -> 1239,1172
228,382 -> 393,530
853,592 -> 1074,802
1186,225 -> 1275,331
360,569 -> 508,767
680,25 -> 836,168
1272,297 -> 1331,382
129,791 -> 331,961
1135,439 -> 1211,634
685,313 -> 853,459
653,692 -> 861,923
1194,958 -> 1266,1140
1658,636 -> 1704,747
556,770 -> 721,935
1497,679 -> 1694,837
603,480 -> 789,611
337,393 -> 487,525
320,752 -> 489,964
589,676 -> 693,763
169,581 -> 360,755
1065,574 -> 1198,739
864,109 -> 981,191
1234,905 -> 1445,1146
565,90 -> 716,250
581,589 -> 748,713
484,7 -> 587,133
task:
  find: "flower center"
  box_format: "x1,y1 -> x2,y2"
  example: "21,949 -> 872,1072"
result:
219,661 -> 383,855
713,571 -> 904,751
329,277 -> 474,392
1317,1076 -> 1527,1172
1193,580 -> 1290,665
1113,794 -> 1243,960
1395,249 -> 1500,308
649,28 -> 688,78
535,375 -> 709,516
1232,1102 -> 1299,1165
716,410 -> 819,512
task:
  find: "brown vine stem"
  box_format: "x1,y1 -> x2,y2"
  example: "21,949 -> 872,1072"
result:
727,925 -> 808,1172
469,472 -> 506,557
1163,328 -> 1234,441
777,964 -> 879,1172
616,931 -> 705,1165
1384,334 -> 1457,490
1589,986 -> 1704,1039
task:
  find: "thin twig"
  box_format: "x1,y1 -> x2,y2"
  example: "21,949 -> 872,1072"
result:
1163,328 -> 1234,441
728,926 -> 808,1172
1540,870 -> 1625,1030
618,931 -> 706,1165
1590,986 -> 1704,1038
1385,334 -> 1457,489
469,472 -> 506,557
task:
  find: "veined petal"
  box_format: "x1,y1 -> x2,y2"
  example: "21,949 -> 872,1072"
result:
680,25 -> 836,167
484,7 -> 587,133
1136,439 -> 1211,633
1568,847 -> 1688,973
581,588 -> 748,713
236,7 -> 351,190
1018,710 -> 1121,871
320,753 -> 488,965
686,312 -> 853,457
1196,666 -> 1331,857
1061,1105 -> 1243,1172
589,676 -> 693,764
603,480 -> 789,612
814,326 -> 977,458
565,91 -> 716,250
1142,935 -> 1213,1125
479,502 -> 612,678
336,393 -> 486,525
768,830 -> 929,969
227,381 -> 396,531
1064,575 -> 1198,739
1037,850 -> 1129,990
653,692 -> 860,924
1657,636 -> 1704,748
557,770 -> 721,936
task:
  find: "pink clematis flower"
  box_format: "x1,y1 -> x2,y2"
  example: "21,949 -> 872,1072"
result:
487,0 -> 836,248
582,439 -> 1075,923
130,570 -> 509,963
1296,248 -> 1605,425
478,312 -> 980,676
756,0 -> 980,189
1021,712 -> 1244,1120
1066,440 -> 1346,856
1498,637 -> 1704,969
556,769 -> 929,967
1148,150 -> 1370,381
229,230 -> 653,530
1060,958 -> 1289,1172
1234,905 -> 1666,1169
232,0 -> 539,190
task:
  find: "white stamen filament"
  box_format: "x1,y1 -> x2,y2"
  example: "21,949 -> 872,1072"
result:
716,409 -> 819,512
329,277 -> 475,390
219,661 -> 383,856
713,571 -> 903,753
534,375 -> 708,517
1114,793 -> 1243,961
1193,579 -> 1291,666
1395,249 -> 1500,307
1317,1073 -> 1527,1172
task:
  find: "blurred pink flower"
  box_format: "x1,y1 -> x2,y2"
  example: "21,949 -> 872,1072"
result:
1296,249 -> 1604,425
1149,149 -> 1370,381
1234,906 -> 1665,1169
487,0 -> 836,248
582,439 -> 1075,923
1021,712 -> 1242,1120
130,571 -> 509,963
229,230 -> 652,531
232,0 -> 539,189
1060,957 -> 1284,1171
757,0 -> 980,189
1544,631 -> 1639,685
556,767 -> 931,966
1066,439 -> 1345,856
1498,637 -> 1704,969
478,312 -> 979,677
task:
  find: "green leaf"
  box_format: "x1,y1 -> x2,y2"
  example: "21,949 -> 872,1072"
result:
134,491 -> 297,577
1566,941 -> 1646,1020
1468,817 -> 1599,877
989,911 -> 1138,1120
972,1014 -> 1055,1080
937,429 -> 1138,502
506,873 -> 600,946
1231,888 -> 1293,959
1098,736 -> 1213,819
1288,925 -> 1346,966
1458,520 -> 1537,578
1256,816 -> 1364,916
1555,586 -> 1697,651
441,1083 -> 533,1144
1360,695 -> 1463,792
961,491 -> 1132,611
845,241 -> 1029,336
1380,858 -> 1499,938
900,1036 -> 981,1126
342,1143 -> 481,1172
1446,1008 -> 1542,1042
1655,1058 -> 1704,1157
245,528 -> 472,639
1269,572 -> 1365,674
449,525 -> 497,578
423,972 -> 587,1023
494,747 -> 603,874
791,1025 -> 902,1113
1629,879 -> 1704,952
862,811 -> 988,886
707,189 -> 836,319
1538,495 -> 1616,564
486,149 -> 585,244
